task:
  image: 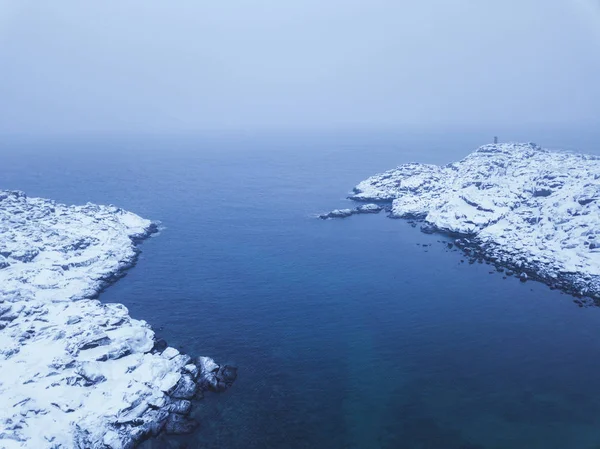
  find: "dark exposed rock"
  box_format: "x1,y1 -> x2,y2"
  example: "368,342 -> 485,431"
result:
145,410 -> 169,437
152,338 -> 168,353
533,188 -> 553,197
10,249 -> 39,263
216,365 -> 238,388
196,356 -> 238,393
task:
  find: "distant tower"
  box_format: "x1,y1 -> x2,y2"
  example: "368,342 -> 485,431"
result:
494,136 -> 498,144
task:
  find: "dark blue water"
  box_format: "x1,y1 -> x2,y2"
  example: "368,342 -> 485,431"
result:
4,129 -> 600,449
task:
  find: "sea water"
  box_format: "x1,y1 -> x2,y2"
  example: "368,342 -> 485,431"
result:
3,129 -> 600,449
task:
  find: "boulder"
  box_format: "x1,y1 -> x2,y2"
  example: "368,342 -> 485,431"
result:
170,374 -> 197,399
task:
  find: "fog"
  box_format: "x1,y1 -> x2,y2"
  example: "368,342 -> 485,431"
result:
0,0 -> 599,135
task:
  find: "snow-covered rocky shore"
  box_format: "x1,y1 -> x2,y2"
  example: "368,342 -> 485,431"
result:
325,142 -> 600,300
0,190 -> 236,449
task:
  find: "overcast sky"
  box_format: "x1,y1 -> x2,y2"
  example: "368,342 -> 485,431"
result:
0,0 -> 599,135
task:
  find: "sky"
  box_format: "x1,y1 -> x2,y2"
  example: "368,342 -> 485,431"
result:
0,0 -> 599,135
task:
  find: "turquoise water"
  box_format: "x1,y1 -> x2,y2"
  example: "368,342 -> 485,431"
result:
3,130 -> 600,448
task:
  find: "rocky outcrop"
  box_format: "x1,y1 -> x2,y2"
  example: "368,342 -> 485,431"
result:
319,203 -> 383,219
338,143 -> 600,299
0,190 -> 235,449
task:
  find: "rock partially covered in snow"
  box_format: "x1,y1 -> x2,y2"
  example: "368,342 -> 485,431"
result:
356,204 -> 383,214
319,208 -> 354,219
197,356 -> 238,392
319,203 -> 383,220
345,143 -> 600,298
0,190 -> 235,449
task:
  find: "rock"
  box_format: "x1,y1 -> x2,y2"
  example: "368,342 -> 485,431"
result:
116,400 -> 150,424
520,272 -> 528,282
76,363 -> 107,385
95,343 -> 132,361
164,413 -> 198,435
183,363 -> 199,379
195,356 -> 238,392
171,353 -> 192,368
159,372 -> 182,393
420,224 -> 436,234
161,346 -> 180,360
148,392 -> 168,409
78,331 -> 111,350
170,374 -> 197,399
168,399 -> 192,415
197,356 -> 220,374
355,204 -> 383,214
144,409 -> 170,437
152,338 -> 168,353
319,208 -> 353,219
10,249 -> 39,263
320,204 -> 383,220
217,365 -> 238,387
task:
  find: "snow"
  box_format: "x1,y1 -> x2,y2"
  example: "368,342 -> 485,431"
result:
348,143 -> 600,298
0,190 -> 225,448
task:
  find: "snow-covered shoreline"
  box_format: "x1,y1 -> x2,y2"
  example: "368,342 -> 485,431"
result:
323,142 -> 600,301
0,190 -> 235,449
